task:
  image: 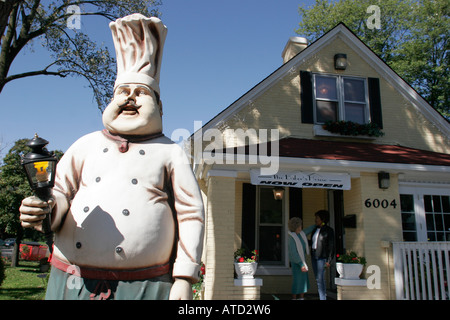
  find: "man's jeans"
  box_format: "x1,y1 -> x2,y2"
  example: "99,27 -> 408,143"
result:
311,255 -> 327,300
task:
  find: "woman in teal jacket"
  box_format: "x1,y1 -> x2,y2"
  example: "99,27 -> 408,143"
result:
288,217 -> 315,300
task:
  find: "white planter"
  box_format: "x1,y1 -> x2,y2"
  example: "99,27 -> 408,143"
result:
336,262 -> 364,280
234,262 -> 258,279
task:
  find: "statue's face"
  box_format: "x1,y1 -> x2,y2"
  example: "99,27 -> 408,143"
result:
102,84 -> 162,135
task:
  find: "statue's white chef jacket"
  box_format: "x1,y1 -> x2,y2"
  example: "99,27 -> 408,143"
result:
50,130 -> 204,281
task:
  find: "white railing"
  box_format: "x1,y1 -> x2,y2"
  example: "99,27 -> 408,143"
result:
393,242 -> 450,300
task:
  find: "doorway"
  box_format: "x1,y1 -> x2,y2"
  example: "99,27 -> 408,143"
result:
327,190 -> 345,291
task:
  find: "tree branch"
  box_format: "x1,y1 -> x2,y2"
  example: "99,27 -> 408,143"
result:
0,2 -> 20,78
4,67 -> 68,83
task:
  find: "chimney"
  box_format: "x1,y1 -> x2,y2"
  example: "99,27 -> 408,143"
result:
282,37 -> 308,63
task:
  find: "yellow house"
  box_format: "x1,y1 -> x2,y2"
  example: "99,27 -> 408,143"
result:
190,24 -> 450,300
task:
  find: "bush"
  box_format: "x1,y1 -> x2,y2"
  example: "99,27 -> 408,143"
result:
0,257 -> 6,287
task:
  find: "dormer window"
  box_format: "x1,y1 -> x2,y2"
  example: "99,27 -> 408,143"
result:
314,74 -> 368,124
300,71 -> 383,130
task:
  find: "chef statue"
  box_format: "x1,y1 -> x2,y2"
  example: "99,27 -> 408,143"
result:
19,14 -> 204,300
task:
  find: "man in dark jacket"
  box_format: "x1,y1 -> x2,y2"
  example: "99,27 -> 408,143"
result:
310,210 -> 335,300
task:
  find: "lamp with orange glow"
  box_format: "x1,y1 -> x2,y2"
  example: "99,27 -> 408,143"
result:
273,187 -> 285,201
21,134 -> 57,252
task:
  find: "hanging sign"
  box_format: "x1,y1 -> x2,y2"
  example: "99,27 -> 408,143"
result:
250,169 -> 351,190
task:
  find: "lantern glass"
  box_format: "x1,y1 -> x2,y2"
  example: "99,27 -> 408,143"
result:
22,134 -> 57,193
24,159 -> 56,190
334,53 -> 347,70
378,172 -> 390,189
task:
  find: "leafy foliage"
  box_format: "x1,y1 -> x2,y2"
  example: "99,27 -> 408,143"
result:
297,0 -> 449,117
0,139 -> 33,238
0,139 -> 63,240
0,257 -> 5,287
234,248 -> 259,263
323,120 -> 384,137
337,250 -> 366,265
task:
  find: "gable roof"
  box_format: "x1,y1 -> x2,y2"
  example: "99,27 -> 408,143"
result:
193,23 -> 449,139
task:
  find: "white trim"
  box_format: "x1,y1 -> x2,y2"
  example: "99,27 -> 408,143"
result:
277,156 -> 450,174
335,278 -> 367,287
399,181 -> 450,189
234,278 -> 263,287
206,152 -> 450,174
206,169 -> 238,178
398,185 -> 450,242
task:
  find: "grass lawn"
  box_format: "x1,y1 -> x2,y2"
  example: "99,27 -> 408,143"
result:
0,260 -> 49,300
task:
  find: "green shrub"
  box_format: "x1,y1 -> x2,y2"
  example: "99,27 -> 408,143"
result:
0,257 -> 6,287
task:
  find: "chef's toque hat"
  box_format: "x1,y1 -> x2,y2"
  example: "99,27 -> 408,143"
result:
110,14 -> 167,95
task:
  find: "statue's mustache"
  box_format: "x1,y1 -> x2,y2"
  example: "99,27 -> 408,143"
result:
118,100 -> 141,109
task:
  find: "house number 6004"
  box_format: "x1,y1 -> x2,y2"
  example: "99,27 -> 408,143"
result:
364,198 -> 397,209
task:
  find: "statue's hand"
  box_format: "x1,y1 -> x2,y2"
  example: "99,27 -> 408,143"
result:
19,196 -> 54,232
169,278 -> 193,300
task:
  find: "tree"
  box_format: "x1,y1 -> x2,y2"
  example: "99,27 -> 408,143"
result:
296,0 -> 449,118
0,138 -> 63,266
0,0 -> 162,111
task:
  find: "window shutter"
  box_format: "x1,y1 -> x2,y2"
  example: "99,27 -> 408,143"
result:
368,77 -> 383,129
332,190 -> 345,255
241,183 -> 256,251
300,70 -> 314,124
289,187 -> 302,220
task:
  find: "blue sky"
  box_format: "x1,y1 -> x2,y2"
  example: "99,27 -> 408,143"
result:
0,0 -> 315,157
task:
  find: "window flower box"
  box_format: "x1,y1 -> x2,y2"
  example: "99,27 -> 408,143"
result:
322,121 -> 384,137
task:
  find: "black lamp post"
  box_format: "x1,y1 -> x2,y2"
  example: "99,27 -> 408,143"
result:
21,134 -> 57,253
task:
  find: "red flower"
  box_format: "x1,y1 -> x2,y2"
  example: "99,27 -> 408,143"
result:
200,264 -> 206,275
336,254 -> 340,258
238,257 -> 244,262
254,250 -> 259,254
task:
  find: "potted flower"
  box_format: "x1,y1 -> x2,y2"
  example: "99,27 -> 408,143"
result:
234,248 -> 259,279
336,251 -> 366,280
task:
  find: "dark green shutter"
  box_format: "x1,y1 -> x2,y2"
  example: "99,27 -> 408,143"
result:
300,71 -> 314,124
289,187 -> 302,220
241,183 -> 256,251
368,77 -> 383,129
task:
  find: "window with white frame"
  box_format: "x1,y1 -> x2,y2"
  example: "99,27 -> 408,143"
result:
399,186 -> 450,242
257,186 -> 285,265
424,195 -> 450,241
314,74 -> 369,124
242,184 -> 303,274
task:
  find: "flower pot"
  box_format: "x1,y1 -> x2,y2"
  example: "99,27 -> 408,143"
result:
336,262 -> 363,280
234,262 -> 258,279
